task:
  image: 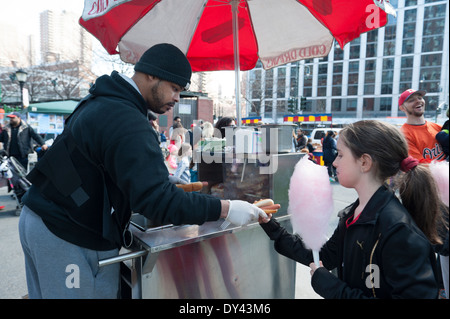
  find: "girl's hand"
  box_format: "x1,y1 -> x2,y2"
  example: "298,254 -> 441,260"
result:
309,261 -> 323,276
258,213 -> 272,224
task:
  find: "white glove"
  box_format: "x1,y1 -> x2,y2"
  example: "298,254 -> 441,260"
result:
225,200 -> 268,226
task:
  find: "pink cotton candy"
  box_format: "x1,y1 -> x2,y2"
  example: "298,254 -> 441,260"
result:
288,156 -> 334,251
429,161 -> 449,207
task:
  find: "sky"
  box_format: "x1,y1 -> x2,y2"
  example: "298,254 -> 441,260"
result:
2,0 -> 236,95
3,0 -> 84,37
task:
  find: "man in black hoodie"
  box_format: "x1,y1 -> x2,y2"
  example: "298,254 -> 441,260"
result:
19,43 -> 267,298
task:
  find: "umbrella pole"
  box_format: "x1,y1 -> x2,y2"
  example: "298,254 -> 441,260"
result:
231,0 -> 241,127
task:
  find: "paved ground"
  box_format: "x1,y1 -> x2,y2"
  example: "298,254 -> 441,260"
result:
0,181 -> 356,299
0,184 -> 26,299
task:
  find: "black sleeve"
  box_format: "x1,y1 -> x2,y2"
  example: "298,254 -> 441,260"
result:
29,126 -> 45,146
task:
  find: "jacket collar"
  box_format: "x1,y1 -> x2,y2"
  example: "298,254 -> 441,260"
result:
111,71 -> 148,116
89,71 -> 148,118
341,185 -> 395,226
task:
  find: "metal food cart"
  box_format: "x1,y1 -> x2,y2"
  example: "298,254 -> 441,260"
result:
99,126 -> 304,299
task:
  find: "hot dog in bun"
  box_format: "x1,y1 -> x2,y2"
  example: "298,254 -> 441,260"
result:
253,199 -> 281,214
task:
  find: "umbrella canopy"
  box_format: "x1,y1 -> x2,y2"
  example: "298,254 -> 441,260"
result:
80,0 -> 393,124
80,0 -> 390,71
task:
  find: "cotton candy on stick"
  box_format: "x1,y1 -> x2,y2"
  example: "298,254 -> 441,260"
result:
429,161 -> 449,207
288,156 -> 334,266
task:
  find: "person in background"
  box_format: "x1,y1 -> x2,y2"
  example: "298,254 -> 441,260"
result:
1,112 -> 48,170
148,111 -> 160,144
174,143 -> 192,184
398,89 -> 446,162
160,130 -> 167,148
260,120 -> 442,299
214,117 -> 235,139
169,116 -> 181,140
306,138 -> 315,153
322,130 -> 337,182
170,121 -> 185,149
201,121 -> 214,140
296,129 -> 307,151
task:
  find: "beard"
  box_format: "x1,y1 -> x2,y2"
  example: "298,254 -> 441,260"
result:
404,104 -> 425,117
148,81 -> 175,114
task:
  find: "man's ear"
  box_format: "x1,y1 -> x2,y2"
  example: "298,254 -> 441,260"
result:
399,104 -> 405,112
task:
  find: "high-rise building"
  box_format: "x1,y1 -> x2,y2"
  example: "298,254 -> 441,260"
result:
40,10 -> 92,67
245,0 -> 449,125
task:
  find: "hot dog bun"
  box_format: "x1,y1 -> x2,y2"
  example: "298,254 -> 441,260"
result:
253,199 -> 274,208
253,199 -> 280,214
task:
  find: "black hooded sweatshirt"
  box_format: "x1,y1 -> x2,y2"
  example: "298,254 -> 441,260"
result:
23,71 -> 221,250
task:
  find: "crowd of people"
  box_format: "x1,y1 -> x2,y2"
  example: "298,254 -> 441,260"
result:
157,115 -> 236,184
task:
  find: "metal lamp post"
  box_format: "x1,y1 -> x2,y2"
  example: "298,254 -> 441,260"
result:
15,69 -> 28,109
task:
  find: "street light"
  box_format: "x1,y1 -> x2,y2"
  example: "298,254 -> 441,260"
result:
15,69 -> 28,109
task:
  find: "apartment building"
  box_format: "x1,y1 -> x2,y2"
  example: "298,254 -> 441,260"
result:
244,0 -> 449,125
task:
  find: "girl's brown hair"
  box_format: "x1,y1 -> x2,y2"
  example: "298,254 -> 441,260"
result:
178,143 -> 191,157
339,120 -> 447,244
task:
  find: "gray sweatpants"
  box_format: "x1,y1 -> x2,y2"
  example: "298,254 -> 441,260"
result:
19,205 -> 120,299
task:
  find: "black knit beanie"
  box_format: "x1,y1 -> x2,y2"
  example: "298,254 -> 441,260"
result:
134,43 -> 192,90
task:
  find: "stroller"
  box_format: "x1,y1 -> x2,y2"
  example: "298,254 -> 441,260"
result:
0,151 -> 31,216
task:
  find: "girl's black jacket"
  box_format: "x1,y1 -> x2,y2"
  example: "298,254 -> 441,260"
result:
23,71 -> 221,251
260,186 -> 439,299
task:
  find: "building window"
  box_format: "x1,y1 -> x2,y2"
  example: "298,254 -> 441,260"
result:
250,69 -> 262,100
347,61 -> 359,96
290,63 -> 298,98
379,97 -> 392,113
350,38 -> 360,59
384,25 -> 396,56
317,63 -> 328,96
315,99 -> 327,113
424,3 -> 447,19
265,69 -> 273,99
422,35 -> 444,52
381,58 -> 394,94
277,99 -> 287,114
334,41 -> 344,61
346,99 -> 357,112
332,62 -> 342,96
363,98 -> 375,118
331,99 -> 341,112
400,56 -> 413,91
265,101 -> 273,115
402,9 -> 416,54
277,67 -> 286,98
364,59 -> 376,95
421,4 -> 446,54
303,63 -> 312,97
366,29 -> 378,58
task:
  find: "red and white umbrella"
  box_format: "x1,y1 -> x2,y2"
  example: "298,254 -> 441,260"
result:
80,0 -> 395,122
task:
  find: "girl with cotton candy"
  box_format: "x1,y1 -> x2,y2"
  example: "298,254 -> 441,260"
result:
260,120 -> 445,298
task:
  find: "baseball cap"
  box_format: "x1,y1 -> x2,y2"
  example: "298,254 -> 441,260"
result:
7,112 -> 22,118
398,89 -> 426,106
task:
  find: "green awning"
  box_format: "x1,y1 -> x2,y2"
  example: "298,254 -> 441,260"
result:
28,100 -> 79,115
